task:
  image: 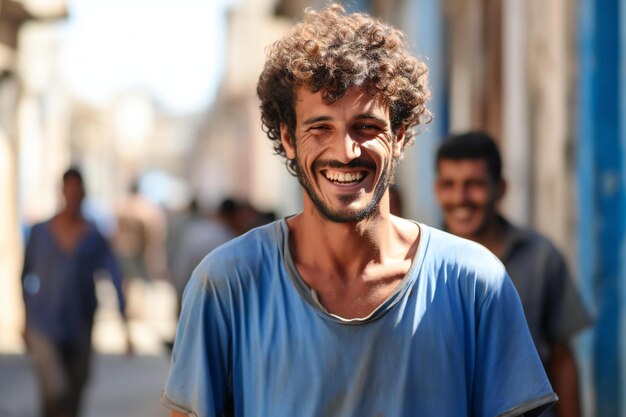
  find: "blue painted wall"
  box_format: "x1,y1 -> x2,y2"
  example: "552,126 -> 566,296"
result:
577,0 -> 624,414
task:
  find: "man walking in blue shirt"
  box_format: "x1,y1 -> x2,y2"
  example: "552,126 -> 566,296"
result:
22,168 -> 131,417
162,4 -> 557,416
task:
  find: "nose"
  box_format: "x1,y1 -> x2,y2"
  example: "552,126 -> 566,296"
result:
450,183 -> 469,205
334,129 -> 361,163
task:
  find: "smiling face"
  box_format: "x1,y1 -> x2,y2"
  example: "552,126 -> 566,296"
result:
281,88 -> 404,223
435,158 -> 504,239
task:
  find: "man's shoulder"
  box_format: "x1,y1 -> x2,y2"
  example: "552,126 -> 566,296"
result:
192,220 -> 283,284
426,225 -> 503,266
424,225 -> 507,284
31,218 -> 52,230
505,219 -> 564,260
27,219 -> 53,241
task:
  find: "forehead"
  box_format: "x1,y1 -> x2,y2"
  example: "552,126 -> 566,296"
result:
437,158 -> 490,178
294,87 -> 389,121
63,176 -> 83,187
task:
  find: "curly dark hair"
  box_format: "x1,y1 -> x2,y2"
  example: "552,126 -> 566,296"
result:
257,3 -> 431,175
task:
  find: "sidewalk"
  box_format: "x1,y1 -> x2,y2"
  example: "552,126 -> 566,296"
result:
0,275 -> 178,417
0,353 -> 171,417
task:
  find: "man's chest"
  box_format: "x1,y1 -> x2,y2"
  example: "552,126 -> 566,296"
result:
229,289 -> 473,417
310,278 -> 404,319
295,261 -> 411,319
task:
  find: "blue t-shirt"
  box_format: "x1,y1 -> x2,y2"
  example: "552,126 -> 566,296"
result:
162,220 -> 556,417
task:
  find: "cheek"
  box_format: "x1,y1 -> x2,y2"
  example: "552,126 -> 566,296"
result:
435,186 -> 451,204
360,138 -> 393,163
468,188 -> 491,207
297,139 -> 323,168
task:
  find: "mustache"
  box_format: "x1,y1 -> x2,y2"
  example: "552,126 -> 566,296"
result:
313,159 -> 376,170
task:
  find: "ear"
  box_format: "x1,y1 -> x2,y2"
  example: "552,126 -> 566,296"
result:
392,127 -> 406,158
280,124 -> 296,160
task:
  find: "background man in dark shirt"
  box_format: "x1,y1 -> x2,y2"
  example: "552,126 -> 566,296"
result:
434,131 -> 592,417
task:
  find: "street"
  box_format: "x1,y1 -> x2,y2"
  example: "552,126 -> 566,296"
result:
0,353 -> 171,417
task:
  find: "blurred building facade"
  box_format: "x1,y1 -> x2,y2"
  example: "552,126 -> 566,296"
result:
0,0 -> 68,353
190,0 -> 299,216
0,0 -> 200,353
1,0 -> 625,415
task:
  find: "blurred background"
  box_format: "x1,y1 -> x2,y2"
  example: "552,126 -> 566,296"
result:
0,0 -> 624,416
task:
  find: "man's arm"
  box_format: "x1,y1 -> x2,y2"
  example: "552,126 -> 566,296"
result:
542,242 -> 590,417
101,239 -> 134,354
550,343 -> 581,417
21,224 -> 41,347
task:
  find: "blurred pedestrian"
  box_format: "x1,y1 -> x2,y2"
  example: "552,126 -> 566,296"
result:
434,131 -> 592,417
114,180 -> 169,284
21,167 -> 131,417
162,4 -> 556,417
166,197 -> 202,275
113,180 -> 170,326
170,198 -> 238,316
170,198 -> 276,317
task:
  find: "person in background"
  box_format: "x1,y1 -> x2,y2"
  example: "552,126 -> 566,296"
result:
113,179 -> 170,330
21,167 -> 131,417
162,5 -> 556,416
114,180 -> 169,284
170,198 -> 239,316
170,197 -> 278,317
165,197 -> 203,274
434,131 -> 592,417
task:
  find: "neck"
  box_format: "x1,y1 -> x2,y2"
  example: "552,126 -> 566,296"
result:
467,216 -> 506,257
289,197 -> 397,278
59,206 -> 83,221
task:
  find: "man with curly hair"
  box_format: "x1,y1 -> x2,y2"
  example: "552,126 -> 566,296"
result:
162,4 -> 557,417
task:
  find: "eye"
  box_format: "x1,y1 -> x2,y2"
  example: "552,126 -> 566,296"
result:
356,124 -> 381,131
467,179 -> 486,188
438,180 -> 454,189
308,125 -> 331,132
353,123 -> 387,138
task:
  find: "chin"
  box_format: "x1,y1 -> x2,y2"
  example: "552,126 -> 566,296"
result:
315,198 -> 380,223
446,223 -> 479,239
319,207 -> 374,223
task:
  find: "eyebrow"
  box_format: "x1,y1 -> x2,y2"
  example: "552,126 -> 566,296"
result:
355,113 -> 389,128
302,116 -> 333,125
302,113 -> 389,128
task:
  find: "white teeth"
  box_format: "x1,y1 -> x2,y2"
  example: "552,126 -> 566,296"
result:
324,171 -> 363,183
452,207 -> 473,220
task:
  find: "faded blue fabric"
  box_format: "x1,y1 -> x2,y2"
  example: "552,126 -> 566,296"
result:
22,220 -> 125,346
162,220 -> 556,417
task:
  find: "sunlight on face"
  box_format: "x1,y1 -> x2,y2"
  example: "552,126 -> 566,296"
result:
282,88 -> 403,223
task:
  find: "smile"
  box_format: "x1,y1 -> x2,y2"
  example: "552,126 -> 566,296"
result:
322,169 -> 366,185
448,206 -> 476,220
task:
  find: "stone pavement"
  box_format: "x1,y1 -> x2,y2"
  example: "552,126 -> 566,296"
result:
0,353 -> 171,417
